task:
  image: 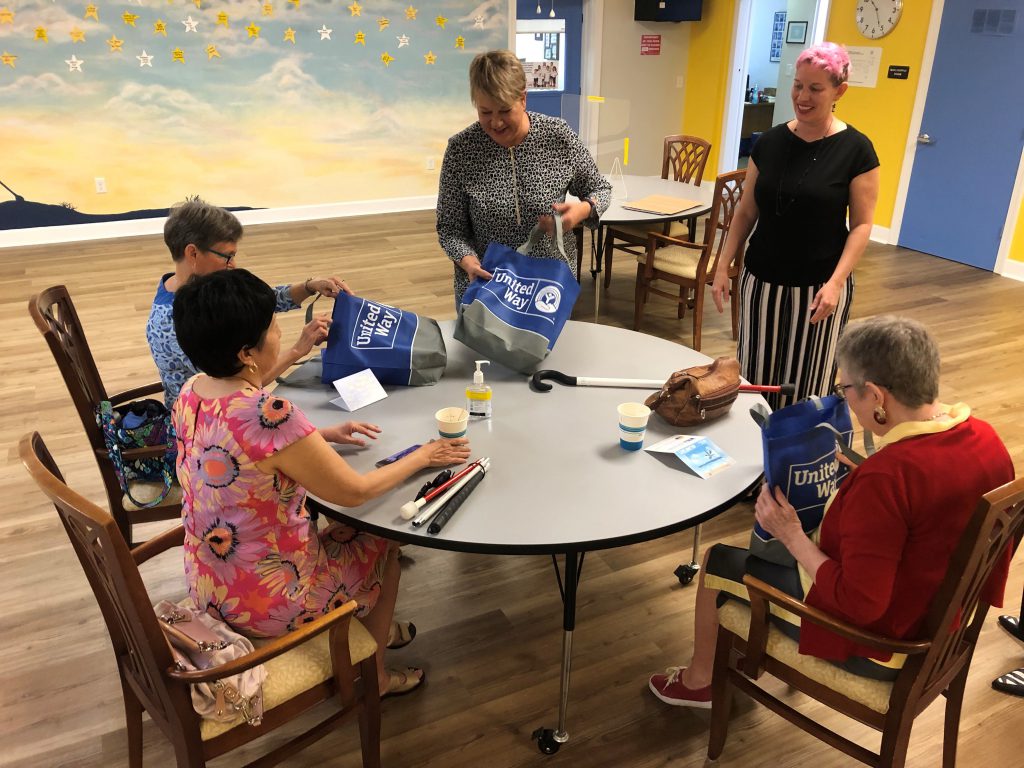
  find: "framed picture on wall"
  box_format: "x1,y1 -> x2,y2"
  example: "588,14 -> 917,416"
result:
770,11 -> 786,62
786,21 -> 808,45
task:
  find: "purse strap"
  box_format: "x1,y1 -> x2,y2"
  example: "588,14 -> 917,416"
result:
517,211 -> 567,260
749,402 -> 876,466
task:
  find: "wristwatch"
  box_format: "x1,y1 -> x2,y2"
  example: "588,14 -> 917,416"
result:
581,197 -> 597,218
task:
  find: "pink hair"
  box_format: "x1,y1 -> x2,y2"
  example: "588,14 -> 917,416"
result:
796,42 -> 851,86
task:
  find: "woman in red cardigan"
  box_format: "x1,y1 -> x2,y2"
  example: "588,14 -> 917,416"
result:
649,315 -> 1015,707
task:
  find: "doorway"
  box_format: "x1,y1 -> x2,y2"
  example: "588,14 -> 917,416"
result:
515,0 -> 584,133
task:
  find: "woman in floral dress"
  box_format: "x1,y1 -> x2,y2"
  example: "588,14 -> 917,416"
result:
171,268 -> 471,696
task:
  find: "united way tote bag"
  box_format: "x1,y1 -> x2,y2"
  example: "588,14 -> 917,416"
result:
454,219 -> 580,373
321,294 -> 446,386
749,395 -> 854,565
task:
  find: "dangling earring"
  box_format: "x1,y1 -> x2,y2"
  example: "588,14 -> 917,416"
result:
873,405 -> 887,425
831,102 -> 837,113
248,362 -> 258,376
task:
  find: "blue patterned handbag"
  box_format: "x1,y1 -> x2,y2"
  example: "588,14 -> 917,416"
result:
96,399 -> 177,508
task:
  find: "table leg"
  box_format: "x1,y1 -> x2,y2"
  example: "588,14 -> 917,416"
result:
591,225 -> 606,277
532,550 -> 584,755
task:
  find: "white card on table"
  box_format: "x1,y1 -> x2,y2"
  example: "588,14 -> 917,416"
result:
646,434 -> 735,479
330,369 -> 387,412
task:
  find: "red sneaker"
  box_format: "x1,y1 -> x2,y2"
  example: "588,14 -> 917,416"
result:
648,666 -> 713,708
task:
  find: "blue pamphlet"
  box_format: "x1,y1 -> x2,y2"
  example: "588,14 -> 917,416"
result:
646,435 -> 735,479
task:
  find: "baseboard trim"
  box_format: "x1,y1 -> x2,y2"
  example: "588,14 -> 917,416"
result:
0,195 -> 438,249
1000,259 -> 1024,283
870,224 -> 891,244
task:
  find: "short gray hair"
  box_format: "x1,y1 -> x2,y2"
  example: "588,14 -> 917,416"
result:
164,198 -> 243,262
836,316 -> 940,407
469,50 -> 526,107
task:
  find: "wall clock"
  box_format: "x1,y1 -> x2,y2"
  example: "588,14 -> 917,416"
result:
856,0 -> 903,39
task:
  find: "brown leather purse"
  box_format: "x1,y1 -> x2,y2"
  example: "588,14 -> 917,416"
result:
645,357 -> 741,427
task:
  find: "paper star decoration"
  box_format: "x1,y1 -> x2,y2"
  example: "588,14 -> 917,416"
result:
1,51 -> 17,68
261,3 -> 273,17
123,12 -> 139,27
65,54 -> 83,72
283,27 -> 296,43
353,30 -> 365,45
405,6 -> 417,21
474,15 -> 485,29
34,26 -> 48,42
0,7 -> 14,25
435,16 -> 447,29
206,45 -> 220,60
380,51 -> 394,67
424,50 -> 436,65
377,17 -> 390,31
318,25 -> 332,40
288,0 -> 300,7
247,22 -> 261,38
348,2 -> 362,17
154,20 -> 167,36
454,35 -> 465,49
70,27 -> 85,42
137,49 -> 153,67
397,34 -> 409,48
172,47 -> 185,63
216,12 -> 229,28
183,16 -> 198,33
193,0 -> 202,8
84,5 -> 98,21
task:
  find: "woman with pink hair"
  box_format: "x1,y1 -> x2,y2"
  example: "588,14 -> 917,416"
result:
710,42 -> 880,410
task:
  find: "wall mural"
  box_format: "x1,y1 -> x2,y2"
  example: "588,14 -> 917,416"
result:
0,0 -> 507,229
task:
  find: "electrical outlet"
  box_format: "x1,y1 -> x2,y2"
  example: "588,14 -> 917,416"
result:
94,177 -> 107,194
425,157 -> 436,171
676,76 -> 684,88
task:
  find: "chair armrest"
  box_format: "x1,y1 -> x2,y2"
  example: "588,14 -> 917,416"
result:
648,232 -> 703,250
165,599 -> 359,684
741,574 -> 931,678
95,444 -> 172,463
132,525 -> 184,564
108,382 -> 165,405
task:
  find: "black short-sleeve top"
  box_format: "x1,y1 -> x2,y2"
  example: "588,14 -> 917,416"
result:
744,123 -> 879,286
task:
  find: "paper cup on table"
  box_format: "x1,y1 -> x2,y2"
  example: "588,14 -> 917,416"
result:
617,402 -> 651,451
435,407 -> 469,438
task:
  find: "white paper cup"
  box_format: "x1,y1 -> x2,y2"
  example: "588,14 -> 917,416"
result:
435,407 -> 469,438
617,402 -> 650,451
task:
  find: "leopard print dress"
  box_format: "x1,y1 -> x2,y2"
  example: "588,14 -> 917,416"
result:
436,112 -> 611,303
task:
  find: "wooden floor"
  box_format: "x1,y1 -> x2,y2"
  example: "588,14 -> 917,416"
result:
2,211 -> 1024,767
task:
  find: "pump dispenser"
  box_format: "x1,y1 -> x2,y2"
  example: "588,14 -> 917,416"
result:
466,360 -> 492,419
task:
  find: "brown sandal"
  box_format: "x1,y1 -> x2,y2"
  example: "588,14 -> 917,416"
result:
381,666 -> 425,699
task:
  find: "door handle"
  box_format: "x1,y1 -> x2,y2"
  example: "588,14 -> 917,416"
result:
917,134 -> 932,145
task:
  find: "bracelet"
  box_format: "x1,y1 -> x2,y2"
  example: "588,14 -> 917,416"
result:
304,277 -> 314,295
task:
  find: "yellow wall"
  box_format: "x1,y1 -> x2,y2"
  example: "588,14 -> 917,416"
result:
1010,196 -> 1024,262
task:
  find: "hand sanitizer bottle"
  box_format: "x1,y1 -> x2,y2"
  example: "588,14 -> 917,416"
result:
466,360 -> 492,419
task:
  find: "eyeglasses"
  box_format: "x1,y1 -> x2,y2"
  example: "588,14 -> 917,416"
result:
832,383 -> 856,400
205,247 -> 237,263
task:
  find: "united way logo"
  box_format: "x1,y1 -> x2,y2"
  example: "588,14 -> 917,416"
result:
534,285 -> 561,314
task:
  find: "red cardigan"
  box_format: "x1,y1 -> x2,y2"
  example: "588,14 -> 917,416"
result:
801,415 -> 1014,661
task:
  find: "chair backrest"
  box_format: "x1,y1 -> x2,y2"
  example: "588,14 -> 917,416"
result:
704,168 -> 748,279
662,135 -> 712,185
906,476 -> 1024,702
19,431 -> 193,734
28,286 -> 108,452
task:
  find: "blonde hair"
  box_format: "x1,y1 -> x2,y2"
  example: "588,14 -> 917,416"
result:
469,50 -> 526,107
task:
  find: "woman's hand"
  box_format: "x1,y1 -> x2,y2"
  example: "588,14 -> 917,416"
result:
307,276 -> 353,298
414,438 -> 471,468
711,270 -> 731,313
540,200 -> 590,233
754,485 -> 804,546
809,280 -> 842,324
320,421 -> 382,446
291,314 -> 331,357
459,254 -> 493,283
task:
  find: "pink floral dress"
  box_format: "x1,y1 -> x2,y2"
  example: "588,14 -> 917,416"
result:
172,380 -> 390,638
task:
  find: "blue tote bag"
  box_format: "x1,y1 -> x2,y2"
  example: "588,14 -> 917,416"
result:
749,395 -> 854,565
320,294 -> 446,386
454,219 -> 580,373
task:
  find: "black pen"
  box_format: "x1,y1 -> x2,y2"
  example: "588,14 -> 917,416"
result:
428,459 -> 490,535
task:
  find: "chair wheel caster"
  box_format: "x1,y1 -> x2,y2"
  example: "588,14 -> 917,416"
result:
674,563 -> 699,585
532,728 -> 562,755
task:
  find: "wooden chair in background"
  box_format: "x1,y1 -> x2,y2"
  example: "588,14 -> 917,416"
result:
20,431 -> 382,768
29,285 -> 181,547
633,168 -> 746,350
707,476 -> 1024,768
603,134 -> 712,291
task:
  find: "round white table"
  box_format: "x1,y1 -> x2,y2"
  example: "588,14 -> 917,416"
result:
276,321 -> 765,753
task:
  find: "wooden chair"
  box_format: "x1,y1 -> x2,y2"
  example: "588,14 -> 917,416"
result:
633,168 -> 746,350
29,285 -> 181,547
20,431 -> 382,768
603,134 -> 712,291
707,476 -> 1024,768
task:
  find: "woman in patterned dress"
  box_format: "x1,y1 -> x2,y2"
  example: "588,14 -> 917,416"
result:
437,49 -> 612,304
172,269 -> 471,697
